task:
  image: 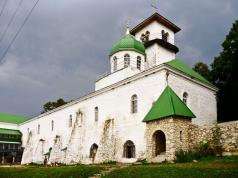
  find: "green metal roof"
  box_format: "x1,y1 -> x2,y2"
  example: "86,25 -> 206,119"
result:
110,34 -> 145,56
0,113 -> 29,124
0,128 -> 21,135
143,86 -> 195,122
0,128 -> 21,142
166,59 -> 214,86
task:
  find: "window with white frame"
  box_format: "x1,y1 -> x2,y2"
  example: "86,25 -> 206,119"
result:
124,54 -> 130,68
131,94 -> 138,113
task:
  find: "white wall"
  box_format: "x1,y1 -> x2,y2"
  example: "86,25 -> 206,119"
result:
145,43 -> 175,69
19,65 -> 217,164
134,21 -> 175,45
168,72 -> 217,125
95,66 -> 140,91
19,69 -> 168,164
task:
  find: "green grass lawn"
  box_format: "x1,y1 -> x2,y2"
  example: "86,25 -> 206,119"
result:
0,164 -> 106,178
103,156 -> 238,178
0,156 -> 238,178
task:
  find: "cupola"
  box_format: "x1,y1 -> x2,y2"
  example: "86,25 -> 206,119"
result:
110,30 -> 145,56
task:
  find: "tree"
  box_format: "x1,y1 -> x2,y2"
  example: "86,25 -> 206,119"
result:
42,98 -> 69,113
193,62 -> 211,81
211,20 -> 238,122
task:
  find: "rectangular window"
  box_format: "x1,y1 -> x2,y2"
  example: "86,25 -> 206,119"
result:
37,124 -> 40,134
95,107 -> 98,122
69,115 -> 73,127
51,120 -> 54,131
137,59 -> 141,70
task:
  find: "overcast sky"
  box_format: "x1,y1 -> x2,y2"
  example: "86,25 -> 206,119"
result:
0,0 -> 237,117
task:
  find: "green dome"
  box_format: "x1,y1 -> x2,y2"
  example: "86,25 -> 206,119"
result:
110,34 -> 145,56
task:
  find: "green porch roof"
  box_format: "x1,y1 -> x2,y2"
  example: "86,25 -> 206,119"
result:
0,113 -> 29,124
143,86 -> 195,122
0,128 -> 21,135
165,59 -> 213,86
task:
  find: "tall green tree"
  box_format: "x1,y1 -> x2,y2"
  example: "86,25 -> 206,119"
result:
193,62 -> 211,81
42,98 -> 69,113
211,20 -> 238,122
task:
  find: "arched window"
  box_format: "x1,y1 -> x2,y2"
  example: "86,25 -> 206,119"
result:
89,143 -> 98,162
113,56 -> 117,71
124,54 -> 130,68
137,56 -> 141,70
95,107 -> 98,122
140,33 -> 146,42
162,30 -> 168,42
123,140 -> 135,158
69,115 -> 73,127
145,31 -> 150,41
131,94 -> 138,113
183,92 -> 188,105
166,32 -> 169,42
51,120 -> 54,131
37,124 -> 40,134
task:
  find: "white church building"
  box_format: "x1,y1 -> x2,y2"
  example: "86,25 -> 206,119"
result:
0,12 -> 218,164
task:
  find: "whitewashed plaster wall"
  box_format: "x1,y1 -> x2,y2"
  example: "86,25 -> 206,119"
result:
20,69 -> 168,164
95,66 -> 140,91
168,72 -> 217,126
145,43 -> 175,69
134,21 -> 175,45
19,65 -> 217,164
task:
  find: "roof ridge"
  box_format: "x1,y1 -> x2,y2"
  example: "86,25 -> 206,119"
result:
167,86 -> 176,115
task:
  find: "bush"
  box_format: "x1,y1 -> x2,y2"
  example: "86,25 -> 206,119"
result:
193,142 -> 215,158
175,149 -> 195,163
137,159 -> 148,165
175,142 -> 217,163
102,160 -> 117,165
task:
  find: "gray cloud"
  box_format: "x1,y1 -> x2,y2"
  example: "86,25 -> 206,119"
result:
0,0 -> 237,116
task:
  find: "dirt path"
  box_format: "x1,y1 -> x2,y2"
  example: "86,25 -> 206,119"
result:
89,163 -> 131,178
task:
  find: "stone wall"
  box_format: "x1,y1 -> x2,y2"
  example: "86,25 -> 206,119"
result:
145,118 -> 238,162
145,117 -> 191,161
189,120 -> 238,155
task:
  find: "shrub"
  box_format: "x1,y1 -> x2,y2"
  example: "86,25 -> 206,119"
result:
193,142 -> 215,158
137,158 -> 148,165
175,149 -> 195,163
102,160 -> 117,165
175,142 -> 217,163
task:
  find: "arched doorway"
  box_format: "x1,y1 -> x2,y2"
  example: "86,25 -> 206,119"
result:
123,140 -> 135,158
89,143 -> 98,162
153,130 -> 166,156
